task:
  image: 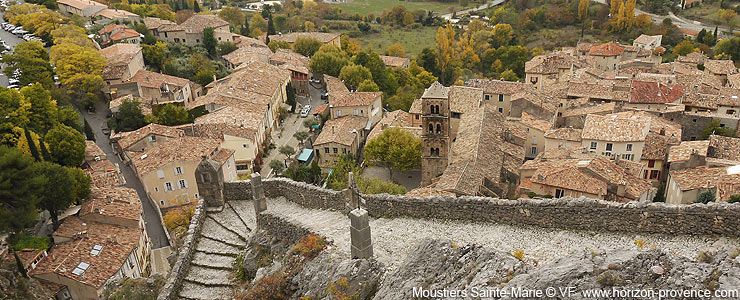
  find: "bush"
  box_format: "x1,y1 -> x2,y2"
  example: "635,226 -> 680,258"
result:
294,234 -> 327,259
729,194 -> 740,203
695,190 -> 716,204
241,272 -> 291,300
162,203 -> 196,236
10,233 -> 49,251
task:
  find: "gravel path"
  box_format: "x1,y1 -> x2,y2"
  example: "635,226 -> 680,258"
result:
266,197 -> 740,273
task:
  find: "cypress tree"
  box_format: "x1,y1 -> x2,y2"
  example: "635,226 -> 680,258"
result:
241,15 -> 250,36
24,128 -> 41,161
181,0 -> 188,9
83,118 -> 95,142
714,26 -> 718,39
193,0 -> 200,12
267,12 -> 276,35
174,0 -> 181,11
39,138 -> 51,161
14,252 -> 28,278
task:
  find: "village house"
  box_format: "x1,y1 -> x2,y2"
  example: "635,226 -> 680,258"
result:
704,59 -> 737,86
83,141 -> 126,188
581,113 -> 650,161
100,44 -> 144,87
93,8 -> 141,23
668,135 -> 740,170
623,80 -> 685,111
127,136 -> 236,210
516,112 -> 552,159
325,75 -> 384,129
110,70 -> 202,106
524,53 -> 573,89
267,32 -> 341,48
665,166 -> 740,204
366,110 -> 422,142
313,116 -> 368,169
30,187 -> 150,300
544,127 -> 583,151
222,45 -> 272,69
98,24 -> 140,47
109,94 -> 152,116
465,79 -> 528,116
114,123 -> 184,157
56,0 -> 106,17
143,17 -> 176,37
633,34 -> 662,51
158,15 -> 233,46
379,55 -> 410,68
270,49 -> 312,96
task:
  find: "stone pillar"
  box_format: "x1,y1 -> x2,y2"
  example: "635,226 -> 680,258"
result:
350,207 -> 373,259
345,172 -> 359,210
251,173 -> 267,216
195,157 -> 224,208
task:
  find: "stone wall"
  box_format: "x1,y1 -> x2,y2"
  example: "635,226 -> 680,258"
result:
257,211 -> 330,246
224,178 -> 740,237
156,199 -> 207,300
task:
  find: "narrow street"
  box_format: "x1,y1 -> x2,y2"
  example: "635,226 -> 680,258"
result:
81,101 -> 170,250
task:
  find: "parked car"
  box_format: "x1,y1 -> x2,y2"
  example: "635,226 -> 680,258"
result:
321,90 -> 328,100
7,84 -> 18,89
300,105 -> 312,118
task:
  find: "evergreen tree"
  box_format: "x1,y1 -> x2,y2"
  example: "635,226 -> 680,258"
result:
14,252 -> 28,278
83,118 -> 95,142
181,0 -> 188,9
241,15 -> 250,36
23,128 -> 41,161
39,138 -> 51,161
286,82 -> 296,112
193,0 -> 200,12
267,12 -> 276,35
174,0 -> 180,11
714,26 -> 719,38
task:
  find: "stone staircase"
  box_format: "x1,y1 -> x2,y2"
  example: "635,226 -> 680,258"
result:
177,200 -> 256,300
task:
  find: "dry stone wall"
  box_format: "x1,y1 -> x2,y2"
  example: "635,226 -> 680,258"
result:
224,178 -> 740,237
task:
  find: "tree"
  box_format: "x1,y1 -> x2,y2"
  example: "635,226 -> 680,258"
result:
152,104 -> 190,126
385,43 -> 406,57
23,127 -> 41,161
720,9 -> 738,33
286,82 -> 296,112
116,98 -> 147,131
39,138 -> 51,161
293,131 -> 309,146
578,0 -> 590,37
303,118 -> 319,129
327,154 -> 358,190
713,37 -> 740,61
268,40 -> 291,52
193,0 -> 200,12
357,79 -> 380,92
37,162 -> 89,230
202,27 -> 217,55
23,84 -> 58,135
217,42 -> 238,56
2,41 -> 55,89
218,6 -> 245,27
435,24 -> 459,85
673,39 -> 696,56
356,176 -> 406,195
364,127 -> 421,181
701,120 -> 738,139
269,159 -> 284,175
50,41 -> 107,98
279,145 -> 295,160
142,42 -> 169,71
83,118 -> 95,142
0,146 -> 44,234
44,124 -> 85,166
339,64 -> 373,91
490,23 -> 513,48
729,194 -> 740,203
249,14 -> 267,32
267,11 -> 276,35
310,46 -> 352,76
695,190 -> 716,204
294,37 -> 323,57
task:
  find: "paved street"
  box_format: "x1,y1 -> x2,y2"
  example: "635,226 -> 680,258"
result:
441,0 -> 504,20
82,101 -> 171,249
0,10 -> 25,87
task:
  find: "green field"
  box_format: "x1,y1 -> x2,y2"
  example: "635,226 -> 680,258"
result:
676,2 -> 734,27
333,0 -> 474,16
359,25 -> 438,58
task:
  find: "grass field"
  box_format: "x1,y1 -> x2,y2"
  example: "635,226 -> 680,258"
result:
359,25 -> 438,57
333,0 -> 474,16
676,2 -> 734,26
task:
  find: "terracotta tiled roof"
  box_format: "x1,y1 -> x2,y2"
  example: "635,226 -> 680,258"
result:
520,112 -> 552,132
208,61 -> 289,97
435,161 -> 486,196
102,65 -> 128,80
128,136 -> 222,175
510,89 -> 559,114
232,34 -> 267,48
80,187 -> 141,223
581,114 -> 650,142
505,119 -> 528,141
313,116 -> 367,146
465,78 -> 528,95
609,111 -> 682,141
99,43 -> 140,65
57,0 -> 105,10
566,82 -> 629,101
405,185 -> 455,197
676,51 -> 707,65
544,127 -> 582,142
223,45 -> 271,67
628,80 -> 685,104
84,159 -> 125,188
525,53 -> 573,74
576,42 -> 594,52
409,97 -> 422,114
192,104 -> 263,140
109,29 -> 142,41
669,166 -> 738,191
31,216 -> 141,289
642,132 -> 677,161
633,34 -> 661,46
117,123 -> 184,151
143,16 -> 175,30
678,28 -> 699,36
270,49 -> 310,68
325,75 -> 351,100
94,8 -> 139,19
127,69 -> 193,90
267,32 -> 340,43
708,135 -> 740,161
178,14 -> 229,32
98,24 -> 126,35
667,140 -> 709,163
85,141 -> 106,160
727,73 -> 740,88
449,86 -> 483,115
366,110 -> 419,141
704,59 -> 737,75
379,55 -> 409,68
331,91 -> 382,108
588,42 -> 624,56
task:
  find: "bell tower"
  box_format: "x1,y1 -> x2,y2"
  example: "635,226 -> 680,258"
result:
420,82 -> 450,186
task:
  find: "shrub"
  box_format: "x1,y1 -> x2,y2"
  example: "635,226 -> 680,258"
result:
694,190 -> 716,204
11,233 -> 49,251
596,271 -> 624,286
728,194 -> 740,203
634,239 -> 647,249
294,234 -> 327,259
162,203 -> 196,236
527,192 -> 537,198
241,272 -> 291,300
513,250 -> 525,261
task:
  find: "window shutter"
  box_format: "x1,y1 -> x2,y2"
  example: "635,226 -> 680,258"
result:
157,170 -> 164,178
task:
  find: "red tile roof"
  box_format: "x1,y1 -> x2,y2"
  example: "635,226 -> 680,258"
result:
589,42 -> 625,56
629,80 -> 685,104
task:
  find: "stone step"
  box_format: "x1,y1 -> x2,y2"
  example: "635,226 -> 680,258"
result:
200,218 -> 246,247
226,201 -> 254,232
192,251 -> 237,270
179,281 -> 234,300
195,237 -> 240,256
210,206 -> 249,240
228,200 -> 257,229
183,265 -> 234,286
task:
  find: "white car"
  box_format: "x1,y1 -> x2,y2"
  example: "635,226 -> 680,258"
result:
300,105 -> 311,117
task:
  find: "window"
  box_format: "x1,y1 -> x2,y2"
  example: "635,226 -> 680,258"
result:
160,200 -> 164,206
532,136 -> 537,145
531,147 -> 537,155
174,166 -> 183,175
643,170 -> 648,179
498,94 -> 504,102
498,107 -> 503,113
157,170 -> 164,179
324,147 -> 329,153
353,109 -> 358,116
177,179 -> 187,189
430,147 -> 435,156
648,160 -> 655,168
605,143 -> 613,151
451,112 -> 461,118
182,39 -> 186,43
530,77 -> 538,84
196,39 -> 200,43
243,144 -> 248,148
436,124 -> 441,134
90,245 -> 103,256
650,170 -> 660,179
226,159 -> 231,168
621,154 -> 633,161
164,182 -> 173,192
485,94 -> 490,100
333,148 -> 338,154
555,189 -> 564,198
428,123 -> 433,133
415,115 -> 419,120
626,144 -> 633,151
154,187 -> 158,192
590,142 -> 597,149
336,110 -> 341,116
194,193 -> 198,198
148,136 -> 156,142
342,148 -> 347,154
71,262 -> 90,276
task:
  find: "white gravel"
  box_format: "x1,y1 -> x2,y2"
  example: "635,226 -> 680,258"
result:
265,197 -> 740,273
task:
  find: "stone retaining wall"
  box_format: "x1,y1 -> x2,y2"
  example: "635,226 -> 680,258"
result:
224,178 -> 740,237
156,199 -> 207,300
257,211 -> 331,246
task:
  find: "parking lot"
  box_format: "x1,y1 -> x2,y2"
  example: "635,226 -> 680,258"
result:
0,0 -> 41,89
